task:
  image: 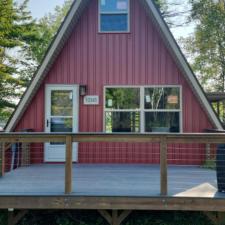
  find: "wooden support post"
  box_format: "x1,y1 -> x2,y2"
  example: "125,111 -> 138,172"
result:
65,135 -> 73,194
203,212 -> 225,225
0,143 -> 5,177
112,210 -> 118,225
98,210 -> 132,225
8,210 -> 28,225
160,137 -> 168,196
99,210 -> 112,224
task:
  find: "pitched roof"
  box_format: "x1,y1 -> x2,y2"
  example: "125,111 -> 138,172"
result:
5,0 -> 223,131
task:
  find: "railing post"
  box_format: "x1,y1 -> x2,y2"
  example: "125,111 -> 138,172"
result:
65,135 -> 73,194
0,143 -> 4,177
160,137 -> 168,196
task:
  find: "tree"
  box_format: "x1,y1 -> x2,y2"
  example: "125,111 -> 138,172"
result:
155,0 -> 190,27
28,0 -> 73,65
0,0 -> 40,122
181,0 -> 225,92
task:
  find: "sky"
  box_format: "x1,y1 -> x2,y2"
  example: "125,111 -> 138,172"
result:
27,0 -> 65,19
25,0 -> 195,40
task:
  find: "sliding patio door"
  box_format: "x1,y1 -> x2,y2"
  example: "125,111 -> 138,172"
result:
45,85 -> 79,162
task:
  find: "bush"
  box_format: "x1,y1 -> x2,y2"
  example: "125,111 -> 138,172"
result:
0,210 -> 213,225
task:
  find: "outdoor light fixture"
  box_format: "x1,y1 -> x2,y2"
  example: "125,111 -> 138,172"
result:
79,85 -> 87,96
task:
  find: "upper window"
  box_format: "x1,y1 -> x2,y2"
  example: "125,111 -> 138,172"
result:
99,0 -> 130,32
104,86 -> 181,133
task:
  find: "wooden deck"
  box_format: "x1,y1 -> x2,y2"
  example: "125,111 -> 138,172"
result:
0,164 -> 221,197
1,133 -> 225,211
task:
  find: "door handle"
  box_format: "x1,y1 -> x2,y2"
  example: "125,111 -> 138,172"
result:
47,119 -> 49,127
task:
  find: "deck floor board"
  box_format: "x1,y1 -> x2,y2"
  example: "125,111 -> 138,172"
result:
0,164 -> 223,198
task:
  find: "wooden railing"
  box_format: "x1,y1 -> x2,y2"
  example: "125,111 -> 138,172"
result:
0,132 -> 225,195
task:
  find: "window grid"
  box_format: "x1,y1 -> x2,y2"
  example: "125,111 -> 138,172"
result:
104,86 -> 182,133
99,0 -> 130,33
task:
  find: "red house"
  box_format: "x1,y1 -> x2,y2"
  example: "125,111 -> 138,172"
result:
4,0 -> 222,165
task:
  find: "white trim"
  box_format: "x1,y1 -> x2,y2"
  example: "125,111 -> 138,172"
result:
44,84 -> 79,162
103,85 -> 182,134
140,87 -> 145,133
98,0 -> 130,33
5,0 -> 84,132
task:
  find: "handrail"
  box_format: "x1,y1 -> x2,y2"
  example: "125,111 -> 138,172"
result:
1,132 -> 225,143
0,132 -> 225,195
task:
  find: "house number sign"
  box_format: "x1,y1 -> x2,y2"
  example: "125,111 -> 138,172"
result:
84,96 -> 99,105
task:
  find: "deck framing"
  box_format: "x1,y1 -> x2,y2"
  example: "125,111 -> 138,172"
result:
1,196 -> 225,212
1,133 -> 225,212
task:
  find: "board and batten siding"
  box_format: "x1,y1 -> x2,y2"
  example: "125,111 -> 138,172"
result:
14,0 -> 213,164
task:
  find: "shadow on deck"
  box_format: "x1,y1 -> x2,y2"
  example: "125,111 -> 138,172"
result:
0,164 -> 222,198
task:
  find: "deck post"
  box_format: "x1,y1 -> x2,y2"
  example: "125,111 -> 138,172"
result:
98,210 -> 132,225
0,142 -> 4,177
160,137 -> 168,196
65,135 -> 73,194
203,212 -> 225,225
8,210 -> 28,225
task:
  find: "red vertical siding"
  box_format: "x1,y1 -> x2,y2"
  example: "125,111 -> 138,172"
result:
15,0 -> 214,164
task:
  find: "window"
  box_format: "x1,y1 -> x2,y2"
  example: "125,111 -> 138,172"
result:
99,0 -> 129,32
105,88 -> 140,132
144,87 -> 181,133
104,87 -> 181,133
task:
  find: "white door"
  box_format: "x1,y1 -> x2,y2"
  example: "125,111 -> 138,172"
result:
45,85 -> 79,162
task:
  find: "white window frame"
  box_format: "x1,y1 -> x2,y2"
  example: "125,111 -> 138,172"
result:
98,0 -> 130,33
103,85 -> 183,133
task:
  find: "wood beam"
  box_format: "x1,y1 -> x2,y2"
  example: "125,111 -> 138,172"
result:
112,210 -> 118,225
2,196 -> 225,211
203,212 -> 225,225
0,142 -> 5,177
98,210 -> 132,225
8,210 -> 28,225
160,137 -> 167,196
98,210 -> 112,224
2,132 -> 225,144
65,135 -> 73,194
117,210 -> 132,225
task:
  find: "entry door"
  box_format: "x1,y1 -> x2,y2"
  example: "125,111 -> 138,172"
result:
45,85 -> 79,162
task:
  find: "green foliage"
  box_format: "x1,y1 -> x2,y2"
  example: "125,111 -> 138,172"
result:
0,0 -> 40,122
202,159 -> 216,170
28,0 -> 73,65
0,210 -> 214,225
181,0 -> 225,92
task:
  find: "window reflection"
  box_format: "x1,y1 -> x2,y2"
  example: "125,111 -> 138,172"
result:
105,112 -> 140,133
51,91 -> 73,116
105,88 -> 140,109
145,87 -> 180,110
145,112 -> 180,133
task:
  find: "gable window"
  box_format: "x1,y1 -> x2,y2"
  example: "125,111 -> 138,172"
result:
99,0 -> 130,32
104,86 -> 181,133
